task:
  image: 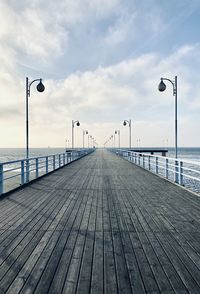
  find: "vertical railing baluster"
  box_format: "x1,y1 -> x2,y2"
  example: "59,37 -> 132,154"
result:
143,154 -> 145,168
63,154 -> 65,165
165,158 -> 168,179
156,157 -> 158,174
175,160 -> 179,183
0,164 -> 3,195
148,156 -> 151,170
36,158 -> 39,178
46,157 -> 48,174
26,159 -> 29,183
21,160 -> 25,185
59,154 -> 61,167
53,155 -> 56,170
179,161 -> 183,185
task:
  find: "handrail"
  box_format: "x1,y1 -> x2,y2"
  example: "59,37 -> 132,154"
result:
109,148 -> 200,194
0,149 -> 94,195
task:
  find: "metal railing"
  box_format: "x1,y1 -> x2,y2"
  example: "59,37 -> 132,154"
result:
0,149 -> 94,195
110,149 -> 200,194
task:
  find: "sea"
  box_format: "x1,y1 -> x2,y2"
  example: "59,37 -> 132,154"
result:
0,147 -> 200,162
0,148 -> 66,163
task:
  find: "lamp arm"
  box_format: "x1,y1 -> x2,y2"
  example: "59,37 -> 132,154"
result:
161,77 -> 176,95
27,78 -> 42,96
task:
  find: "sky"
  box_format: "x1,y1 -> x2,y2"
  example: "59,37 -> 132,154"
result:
0,0 -> 200,148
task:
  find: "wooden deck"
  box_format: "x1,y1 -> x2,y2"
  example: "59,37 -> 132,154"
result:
1,149 -> 200,293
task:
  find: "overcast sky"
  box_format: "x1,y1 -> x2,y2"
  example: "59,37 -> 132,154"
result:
0,0 -> 200,148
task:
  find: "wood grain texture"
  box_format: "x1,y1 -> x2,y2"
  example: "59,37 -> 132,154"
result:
0,149 -> 200,293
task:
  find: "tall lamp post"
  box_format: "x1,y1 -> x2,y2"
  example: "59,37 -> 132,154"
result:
72,120 -> 80,149
83,130 -> 88,148
115,130 -> 120,148
158,76 -> 178,158
113,133 -> 116,148
26,77 -> 45,158
123,119 -> 131,149
66,139 -> 70,149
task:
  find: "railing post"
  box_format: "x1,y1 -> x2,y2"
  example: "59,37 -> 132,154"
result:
59,154 -> 61,168
131,152 -> 133,162
26,159 -> 29,183
21,160 -> 25,185
138,154 -> 140,166
142,154 -> 145,168
156,157 -> 158,174
0,164 -> 3,195
46,156 -> 48,174
53,155 -> 56,170
179,161 -> 183,185
165,158 -> 169,179
36,158 -> 39,178
63,154 -> 65,165
148,156 -> 151,170
175,160 -> 179,183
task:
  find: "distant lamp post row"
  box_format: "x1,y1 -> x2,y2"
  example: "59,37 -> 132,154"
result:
72,120 -> 80,149
66,139 -> 70,149
115,130 -> 120,148
26,77 -> 45,158
123,119 -> 131,149
158,76 -> 178,158
83,130 -> 88,148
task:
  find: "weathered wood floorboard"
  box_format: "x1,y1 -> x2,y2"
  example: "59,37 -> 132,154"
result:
0,149 -> 200,293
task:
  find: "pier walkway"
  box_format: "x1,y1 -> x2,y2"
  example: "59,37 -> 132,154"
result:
1,149 -> 200,293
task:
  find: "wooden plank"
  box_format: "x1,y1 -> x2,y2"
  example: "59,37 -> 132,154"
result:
34,189 -> 91,294
47,189 -> 92,293
61,190 -> 94,294
1,149 -> 200,293
104,230 -> 118,294
156,232 -> 200,293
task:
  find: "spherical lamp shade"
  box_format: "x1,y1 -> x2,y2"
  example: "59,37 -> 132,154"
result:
37,80 -> 45,92
158,80 -> 166,92
77,121 -> 80,126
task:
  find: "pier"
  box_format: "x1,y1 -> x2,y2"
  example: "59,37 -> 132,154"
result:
1,149 -> 200,293
129,148 -> 168,156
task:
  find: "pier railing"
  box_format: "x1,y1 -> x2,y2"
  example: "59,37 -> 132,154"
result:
0,149 -> 94,195
110,149 -> 200,194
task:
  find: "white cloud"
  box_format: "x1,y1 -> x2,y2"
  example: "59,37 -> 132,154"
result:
0,1 -> 200,147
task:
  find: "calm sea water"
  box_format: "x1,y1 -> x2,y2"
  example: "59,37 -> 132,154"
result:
0,147 -> 200,162
0,148 -> 66,163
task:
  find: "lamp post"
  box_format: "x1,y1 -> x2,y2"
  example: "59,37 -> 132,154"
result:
113,133 -> 116,148
25,77 -> 45,158
66,139 -> 70,149
158,76 -> 178,158
123,119 -> 131,149
83,130 -> 88,148
72,120 -> 80,149
115,130 -> 120,148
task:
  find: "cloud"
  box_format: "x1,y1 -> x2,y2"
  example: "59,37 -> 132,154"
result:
0,1 -> 200,147
19,44 -> 199,125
